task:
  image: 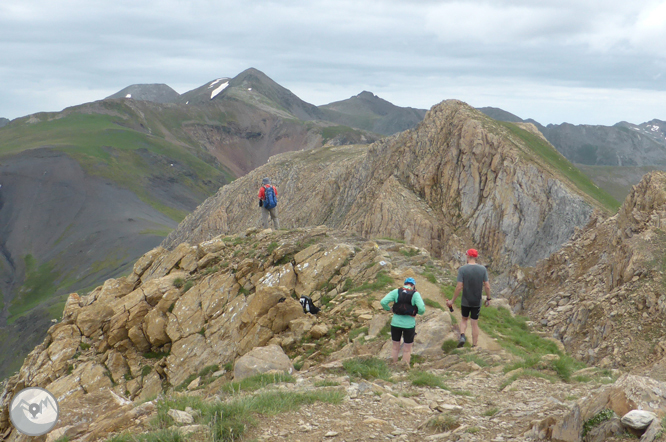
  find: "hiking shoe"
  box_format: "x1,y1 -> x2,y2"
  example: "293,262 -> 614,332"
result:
457,335 -> 466,348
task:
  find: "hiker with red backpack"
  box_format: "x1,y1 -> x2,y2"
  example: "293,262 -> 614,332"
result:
258,177 -> 280,230
380,277 -> 426,367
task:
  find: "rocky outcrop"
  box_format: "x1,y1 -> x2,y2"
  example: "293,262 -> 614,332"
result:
547,374 -> 666,442
0,227 -> 422,441
163,100 -> 600,271
519,172 -> 666,371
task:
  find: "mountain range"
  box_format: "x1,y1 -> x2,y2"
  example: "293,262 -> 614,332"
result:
3,96 -> 666,442
477,107 -> 666,201
0,68 -> 425,380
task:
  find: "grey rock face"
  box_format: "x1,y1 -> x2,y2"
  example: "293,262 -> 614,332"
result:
164,100 -> 596,271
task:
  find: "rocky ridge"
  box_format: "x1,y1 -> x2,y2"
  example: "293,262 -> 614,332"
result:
1,226 -> 666,441
517,172 -> 666,374
164,100 -> 601,273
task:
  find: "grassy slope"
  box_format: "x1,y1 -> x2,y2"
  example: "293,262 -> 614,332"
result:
498,121 -> 621,213
0,110 -> 232,222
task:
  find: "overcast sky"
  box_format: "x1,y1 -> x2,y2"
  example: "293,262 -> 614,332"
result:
1,0 -> 665,125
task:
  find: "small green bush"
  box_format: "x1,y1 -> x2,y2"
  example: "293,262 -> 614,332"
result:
181,281 -> 194,293
343,357 -> 391,381
442,339 -> 458,353
409,371 -> 446,389
267,241 -> 279,254
426,414 -> 459,432
173,278 -> 184,288
79,342 -> 91,351
582,409 -> 615,437
143,351 -> 170,360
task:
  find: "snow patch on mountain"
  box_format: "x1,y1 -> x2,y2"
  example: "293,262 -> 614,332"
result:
210,82 -> 229,99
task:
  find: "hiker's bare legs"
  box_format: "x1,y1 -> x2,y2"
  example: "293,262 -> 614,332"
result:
261,208 -> 270,229
269,207 -> 280,230
401,343 -> 413,365
391,341 -> 401,363
471,319 -> 479,346
460,316 -> 468,336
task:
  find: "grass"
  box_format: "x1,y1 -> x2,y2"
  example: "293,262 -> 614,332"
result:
106,429 -> 184,442
424,298 -> 446,311
582,409 -> 615,438
219,373 -> 294,395
143,351 -> 170,360
426,414 -> 459,432
348,327 -> 368,341
321,125 -> 363,143
349,271 -> 393,293
8,254 -> 58,323
0,109 -> 234,222
152,389 -> 343,442
409,371 -> 447,389
442,339 -> 458,354
173,278 -> 184,288
483,407 -> 499,417
181,281 -> 194,293
477,304 -> 584,382
267,241 -> 279,254
498,121 -> 620,212
79,342 -> 91,351
313,380 -> 340,387
343,357 -> 392,381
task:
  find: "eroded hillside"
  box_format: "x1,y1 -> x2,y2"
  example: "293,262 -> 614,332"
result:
518,171 -> 666,376
164,100 -> 614,272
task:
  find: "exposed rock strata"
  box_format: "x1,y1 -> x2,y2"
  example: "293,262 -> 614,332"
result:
519,172 -> 666,371
164,100 -> 598,271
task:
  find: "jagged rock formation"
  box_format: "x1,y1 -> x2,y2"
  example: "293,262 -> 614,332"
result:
518,172 -> 666,372
0,227 -> 437,440
164,100 -> 601,271
0,118 -> 9,128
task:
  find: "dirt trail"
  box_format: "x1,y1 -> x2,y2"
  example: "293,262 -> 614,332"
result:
396,271 -> 502,352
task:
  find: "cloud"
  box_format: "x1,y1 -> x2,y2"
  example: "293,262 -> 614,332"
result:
0,0 -> 664,124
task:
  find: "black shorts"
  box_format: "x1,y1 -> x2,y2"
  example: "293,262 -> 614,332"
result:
391,326 -> 416,344
461,306 -> 481,320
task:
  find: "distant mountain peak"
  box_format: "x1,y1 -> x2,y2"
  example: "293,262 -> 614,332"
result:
0,117 -> 9,128
106,84 -> 180,103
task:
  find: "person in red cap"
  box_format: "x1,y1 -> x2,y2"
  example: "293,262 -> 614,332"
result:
446,248 -> 491,348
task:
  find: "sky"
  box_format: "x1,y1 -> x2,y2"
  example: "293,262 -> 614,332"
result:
1,0 -> 666,125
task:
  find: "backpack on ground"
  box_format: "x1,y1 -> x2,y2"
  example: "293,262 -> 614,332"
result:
300,295 -> 320,315
264,185 -> 277,210
392,288 -> 417,316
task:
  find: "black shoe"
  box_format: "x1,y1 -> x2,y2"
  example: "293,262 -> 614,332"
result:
457,335 -> 466,348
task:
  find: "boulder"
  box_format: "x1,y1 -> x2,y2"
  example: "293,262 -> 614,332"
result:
106,351 -> 129,384
551,374 -> 666,442
240,287 -> 290,324
142,309 -> 170,347
76,302 -> 115,337
234,345 -> 294,381
168,409 -> 194,425
310,324 -> 330,339
294,244 -> 354,296
620,410 -> 657,430
289,316 -> 315,340
412,310 -> 455,356
367,313 -> 390,338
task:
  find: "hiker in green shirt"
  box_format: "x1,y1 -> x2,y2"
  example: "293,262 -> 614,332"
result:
380,277 -> 426,366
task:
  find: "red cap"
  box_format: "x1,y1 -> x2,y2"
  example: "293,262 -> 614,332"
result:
466,249 -> 478,258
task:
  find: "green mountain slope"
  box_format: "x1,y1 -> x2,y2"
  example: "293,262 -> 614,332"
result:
319,91 -> 426,135
0,68 -> 382,380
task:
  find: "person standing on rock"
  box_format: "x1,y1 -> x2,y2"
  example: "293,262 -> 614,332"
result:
380,277 -> 426,367
258,177 -> 280,230
447,249 -> 491,348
